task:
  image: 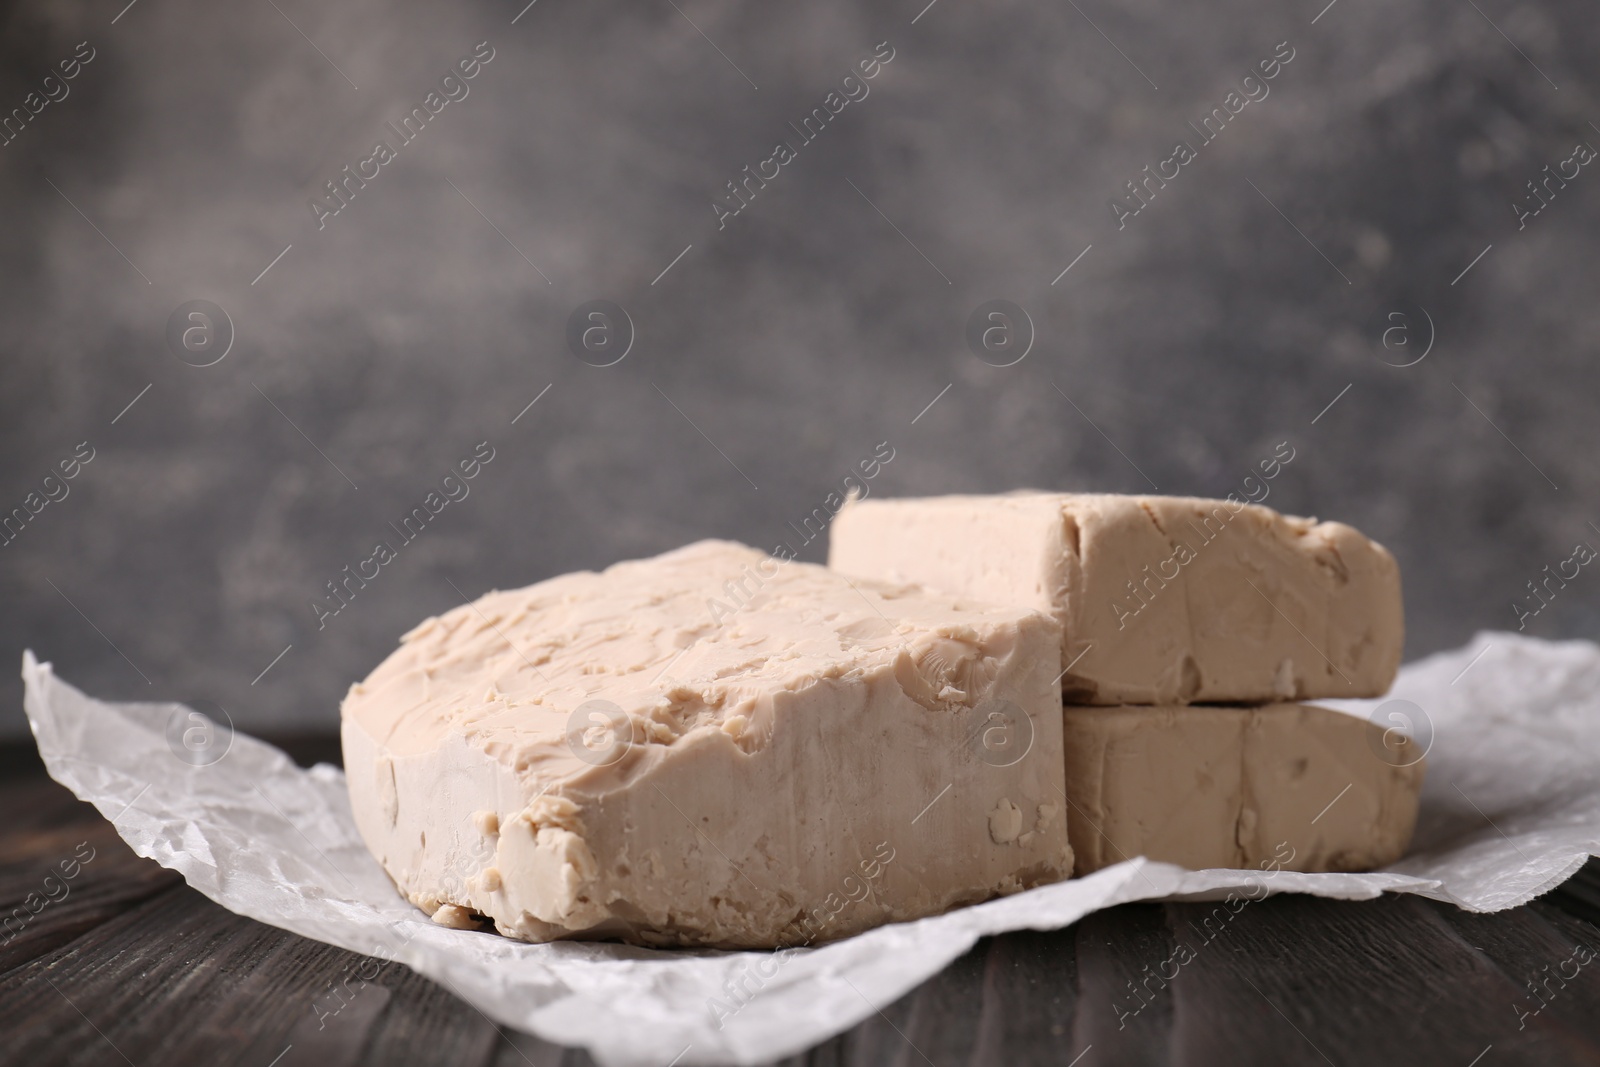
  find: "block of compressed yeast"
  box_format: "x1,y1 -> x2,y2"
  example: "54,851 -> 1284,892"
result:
1061,702 -> 1424,874
341,540 -> 1070,949
829,492 -> 1403,704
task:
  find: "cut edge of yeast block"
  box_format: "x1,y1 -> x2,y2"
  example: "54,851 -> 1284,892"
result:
341,539 -> 1071,950
828,491 -> 1404,705
1061,702 -> 1425,875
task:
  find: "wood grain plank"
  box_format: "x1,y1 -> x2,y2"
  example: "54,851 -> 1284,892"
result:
1,885 -> 291,1065
352,962 -> 508,1067
1421,899 -> 1600,1052
1070,903 -> 1174,1066
0,775 -> 176,976
967,929 -> 1078,1066
0,771 -> 95,840
1531,899 -> 1600,962
1544,858 -> 1600,929
0,884 -> 428,1066
1162,893 -> 1597,1066
892,939 -> 988,1066
0,812 -> 180,977
490,1029 -> 598,1067
802,962 -> 952,1067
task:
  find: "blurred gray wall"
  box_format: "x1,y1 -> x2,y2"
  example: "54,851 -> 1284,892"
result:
2,0 -> 1596,733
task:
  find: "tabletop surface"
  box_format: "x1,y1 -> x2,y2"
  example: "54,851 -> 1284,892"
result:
4,740 -> 1600,1067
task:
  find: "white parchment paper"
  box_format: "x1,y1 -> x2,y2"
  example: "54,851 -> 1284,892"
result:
21,632 -> 1600,1067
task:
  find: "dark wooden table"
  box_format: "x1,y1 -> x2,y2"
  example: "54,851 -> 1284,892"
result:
4,739 -> 1599,1067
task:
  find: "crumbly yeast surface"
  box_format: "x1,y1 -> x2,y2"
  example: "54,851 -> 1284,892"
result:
342,539 -> 1071,948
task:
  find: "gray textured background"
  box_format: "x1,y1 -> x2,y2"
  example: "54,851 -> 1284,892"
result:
2,0 -> 1595,735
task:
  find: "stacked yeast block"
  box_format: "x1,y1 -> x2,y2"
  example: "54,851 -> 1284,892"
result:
829,492 -> 1403,704
1061,704 -> 1424,873
830,492 -> 1423,875
342,540 -> 1071,949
